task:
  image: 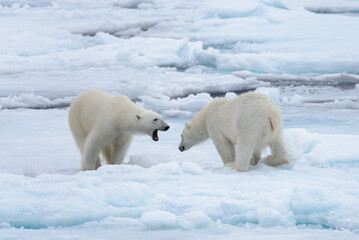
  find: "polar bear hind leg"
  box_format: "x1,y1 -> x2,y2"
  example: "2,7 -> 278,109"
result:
266,135 -> 289,166
68,113 -> 86,158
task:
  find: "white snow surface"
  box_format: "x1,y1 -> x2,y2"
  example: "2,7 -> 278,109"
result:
1,0 -> 359,239
1,111 -> 359,239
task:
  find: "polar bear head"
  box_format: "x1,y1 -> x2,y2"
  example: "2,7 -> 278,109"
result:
135,110 -> 170,141
179,122 -> 201,151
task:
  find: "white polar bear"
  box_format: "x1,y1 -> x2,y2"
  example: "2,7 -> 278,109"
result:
179,92 -> 289,172
69,89 -> 170,171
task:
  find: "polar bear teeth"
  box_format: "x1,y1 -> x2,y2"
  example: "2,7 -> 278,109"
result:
152,130 -> 159,141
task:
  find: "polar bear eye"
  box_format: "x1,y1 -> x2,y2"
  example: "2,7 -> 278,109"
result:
153,118 -> 158,122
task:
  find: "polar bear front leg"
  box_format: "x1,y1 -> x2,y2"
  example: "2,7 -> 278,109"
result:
210,133 -> 235,165
95,156 -> 102,170
108,135 -> 133,165
82,134 -> 101,171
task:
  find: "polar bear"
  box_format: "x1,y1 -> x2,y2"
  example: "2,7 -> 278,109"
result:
179,92 -> 289,172
69,89 -> 170,171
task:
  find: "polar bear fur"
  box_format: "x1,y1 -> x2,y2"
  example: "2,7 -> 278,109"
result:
179,92 -> 289,172
69,89 -> 170,171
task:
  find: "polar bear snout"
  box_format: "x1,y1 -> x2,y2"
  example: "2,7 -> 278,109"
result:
157,122 -> 170,133
155,119 -> 169,132
179,138 -> 188,152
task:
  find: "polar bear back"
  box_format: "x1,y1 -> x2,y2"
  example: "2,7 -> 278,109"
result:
206,92 -> 282,144
69,89 -> 142,135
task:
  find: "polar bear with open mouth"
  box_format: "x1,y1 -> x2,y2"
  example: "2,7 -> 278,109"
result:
69,89 -> 170,171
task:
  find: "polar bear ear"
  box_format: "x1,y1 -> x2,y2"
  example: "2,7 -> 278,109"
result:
185,122 -> 190,129
136,115 -> 141,121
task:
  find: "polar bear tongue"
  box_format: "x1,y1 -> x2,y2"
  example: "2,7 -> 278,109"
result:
152,130 -> 159,141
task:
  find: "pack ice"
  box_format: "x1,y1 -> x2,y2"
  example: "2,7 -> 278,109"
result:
1,0 -> 359,239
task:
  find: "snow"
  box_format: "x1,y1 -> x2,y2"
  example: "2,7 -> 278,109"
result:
177,211 -> 212,230
1,139 -> 359,231
0,93 -> 72,109
254,87 -> 281,104
1,0 -> 359,239
140,210 -> 178,229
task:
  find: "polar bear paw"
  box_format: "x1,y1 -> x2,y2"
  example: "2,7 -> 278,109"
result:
224,162 -> 248,172
225,162 -> 236,170
265,155 -> 289,166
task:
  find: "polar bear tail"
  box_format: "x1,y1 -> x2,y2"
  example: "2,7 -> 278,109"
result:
269,116 -> 274,131
267,105 -> 283,135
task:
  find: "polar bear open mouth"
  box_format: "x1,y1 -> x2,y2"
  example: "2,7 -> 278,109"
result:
152,125 -> 169,141
152,130 -> 159,141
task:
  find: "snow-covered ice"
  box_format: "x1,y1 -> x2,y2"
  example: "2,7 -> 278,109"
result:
1,0 -> 359,239
1,111 -> 359,239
